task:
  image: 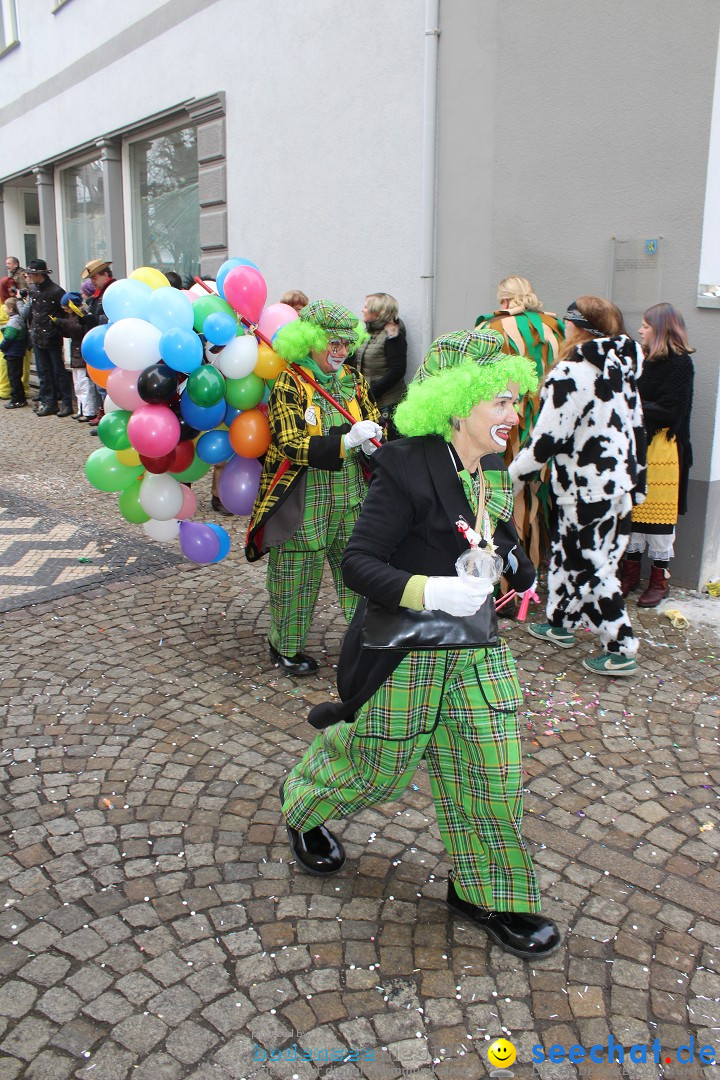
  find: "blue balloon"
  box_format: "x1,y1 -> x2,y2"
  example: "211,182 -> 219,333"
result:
179,391 -> 226,432
146,287 -> 194,333
216,257 -> 260,300
203,312 -> 238,346
206,522 -> 231,562
81,324 -> 114,370
102,279 -> 152,323
261,382 -> 272,405
225,403 -> 242,425
160,327 -> 204,374
196,428 -> 233,464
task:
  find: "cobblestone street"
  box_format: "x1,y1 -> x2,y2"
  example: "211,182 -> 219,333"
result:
0,408 -> 718,1080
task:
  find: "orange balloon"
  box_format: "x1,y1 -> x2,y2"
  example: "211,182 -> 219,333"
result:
229,409 -> 271,458
86,364 -> 111,389
254,343 -> 286,381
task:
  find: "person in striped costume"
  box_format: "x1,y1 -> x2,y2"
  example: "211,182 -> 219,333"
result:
475,276 -> 565,569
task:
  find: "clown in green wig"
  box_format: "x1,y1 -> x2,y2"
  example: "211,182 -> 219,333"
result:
395,329 -> 538,442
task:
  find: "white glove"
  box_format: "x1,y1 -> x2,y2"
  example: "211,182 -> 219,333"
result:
343,420 -> 383,451
423,576 -> 493,616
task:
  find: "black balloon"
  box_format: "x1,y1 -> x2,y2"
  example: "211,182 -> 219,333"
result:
137,362 -> 178,404
177,418 -> 200,442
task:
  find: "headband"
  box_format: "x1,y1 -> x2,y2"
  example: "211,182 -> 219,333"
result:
565,302 -> 605,337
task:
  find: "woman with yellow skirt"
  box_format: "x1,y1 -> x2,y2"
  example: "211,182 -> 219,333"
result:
620,304 -> 695,607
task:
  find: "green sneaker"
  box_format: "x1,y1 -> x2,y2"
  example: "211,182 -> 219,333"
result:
582,652 -> 638,677
527,622 -> 576,649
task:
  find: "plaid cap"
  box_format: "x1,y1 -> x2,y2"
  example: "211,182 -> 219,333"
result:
299,300 -> 358,342
417,329 -> 506,381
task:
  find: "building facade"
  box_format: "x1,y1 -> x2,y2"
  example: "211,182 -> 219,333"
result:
1,0 -> 719,587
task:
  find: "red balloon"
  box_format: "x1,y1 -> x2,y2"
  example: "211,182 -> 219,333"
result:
169,439 -> 196,473
139,451 -> 175,474
229,409 -> 271,458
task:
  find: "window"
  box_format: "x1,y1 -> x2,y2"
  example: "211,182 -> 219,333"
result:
61,158 -> 107,288
0,0 -> 18,53
130,125 -> 200,283
23,190 -> 40,267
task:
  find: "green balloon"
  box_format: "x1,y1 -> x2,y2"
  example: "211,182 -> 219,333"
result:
170,453 -> 212,483
192,294 -> 237,333
187,365 -> 226,408
225,372 -> 265,410
98,409 -> 132,451
85,447 -> 143,493
117,479 -> 150,524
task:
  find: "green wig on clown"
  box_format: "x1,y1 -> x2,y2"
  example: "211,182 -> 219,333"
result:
272,299 -> 369,364
395,329 -> 538,441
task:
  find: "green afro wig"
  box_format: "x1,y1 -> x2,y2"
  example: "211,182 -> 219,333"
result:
395,329 -> 538,440
273,299 -> 368,363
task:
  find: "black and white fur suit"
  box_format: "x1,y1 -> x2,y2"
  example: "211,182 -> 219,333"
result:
509,335 -> 646,657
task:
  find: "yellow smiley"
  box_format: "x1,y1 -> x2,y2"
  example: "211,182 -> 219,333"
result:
487,1038 -> 517,1068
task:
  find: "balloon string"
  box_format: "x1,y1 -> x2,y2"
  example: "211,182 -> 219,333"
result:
192,277 -> 381,447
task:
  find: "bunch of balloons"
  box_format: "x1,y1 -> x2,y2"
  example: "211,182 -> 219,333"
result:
83,260 -> 299,565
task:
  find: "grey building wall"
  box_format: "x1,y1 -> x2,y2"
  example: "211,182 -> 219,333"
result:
436,0 -> 720,588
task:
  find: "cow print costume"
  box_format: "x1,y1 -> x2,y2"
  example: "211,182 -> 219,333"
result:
510,335 -> 646,657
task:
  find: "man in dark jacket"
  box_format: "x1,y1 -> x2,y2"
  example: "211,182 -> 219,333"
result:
21,258 -> 72,417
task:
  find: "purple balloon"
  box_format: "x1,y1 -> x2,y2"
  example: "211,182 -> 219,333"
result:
217,455 -> 262,516
178,520 -> 221,564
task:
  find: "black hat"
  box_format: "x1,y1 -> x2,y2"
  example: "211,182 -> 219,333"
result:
24,258 -> 52,275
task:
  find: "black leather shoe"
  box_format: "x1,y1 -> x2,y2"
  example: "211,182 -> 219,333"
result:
280,782 -> 345,876
35,404 -> 58,417
211,495 -> 233,517
4,401 -> 26,409
447,881 -> 561,959
57,404 -> 73,418
268,641 -> 319,676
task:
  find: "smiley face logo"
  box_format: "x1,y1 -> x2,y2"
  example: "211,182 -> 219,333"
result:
487,1038 -> 517,1069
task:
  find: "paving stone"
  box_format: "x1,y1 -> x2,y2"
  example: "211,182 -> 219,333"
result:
111,1013 -> 168,1055
165,1020 -> 220,1065
0,1016 -> 56,1061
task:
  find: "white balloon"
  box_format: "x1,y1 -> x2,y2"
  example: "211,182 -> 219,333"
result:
104,318 -> 162,371
103,394 -> 122,413
139,474 -> 183,521
143,517 -> 180,542
215,335 -> 258,380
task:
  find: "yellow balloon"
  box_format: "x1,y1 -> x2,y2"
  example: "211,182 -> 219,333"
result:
129,266 -> 170,290
254,343 -> 286,380
116,448 -> 141,466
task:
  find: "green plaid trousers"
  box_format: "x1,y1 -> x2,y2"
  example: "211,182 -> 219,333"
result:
283,641 -> 540,912
267,434 -> 367,656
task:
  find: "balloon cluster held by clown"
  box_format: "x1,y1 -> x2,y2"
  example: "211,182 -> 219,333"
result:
82,259 -> 298,564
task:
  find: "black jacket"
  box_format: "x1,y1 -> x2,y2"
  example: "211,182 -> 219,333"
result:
25,277 -> 65,348
308,436 -> 534,729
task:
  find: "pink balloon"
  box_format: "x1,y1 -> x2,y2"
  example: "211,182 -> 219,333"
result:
176,484 -> 197,520
223,266 -> 267,323
106,367 -> 143,412
127,404 -> 181,458
257,303 -> 298,341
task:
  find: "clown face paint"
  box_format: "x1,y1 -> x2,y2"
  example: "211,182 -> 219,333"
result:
456,384 -> 520,460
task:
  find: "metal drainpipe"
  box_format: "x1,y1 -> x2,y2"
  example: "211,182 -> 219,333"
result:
420,0 -> 440,353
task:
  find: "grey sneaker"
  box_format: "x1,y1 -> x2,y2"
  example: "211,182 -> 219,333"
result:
582,653 -> 638,677
527,622 -> 576,649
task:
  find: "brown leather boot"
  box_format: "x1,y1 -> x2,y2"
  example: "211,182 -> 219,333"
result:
637,564 -> 670,607
620,558 -> 642,597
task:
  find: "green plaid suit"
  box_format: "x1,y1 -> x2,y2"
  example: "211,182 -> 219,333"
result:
282,435 -> 541,913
